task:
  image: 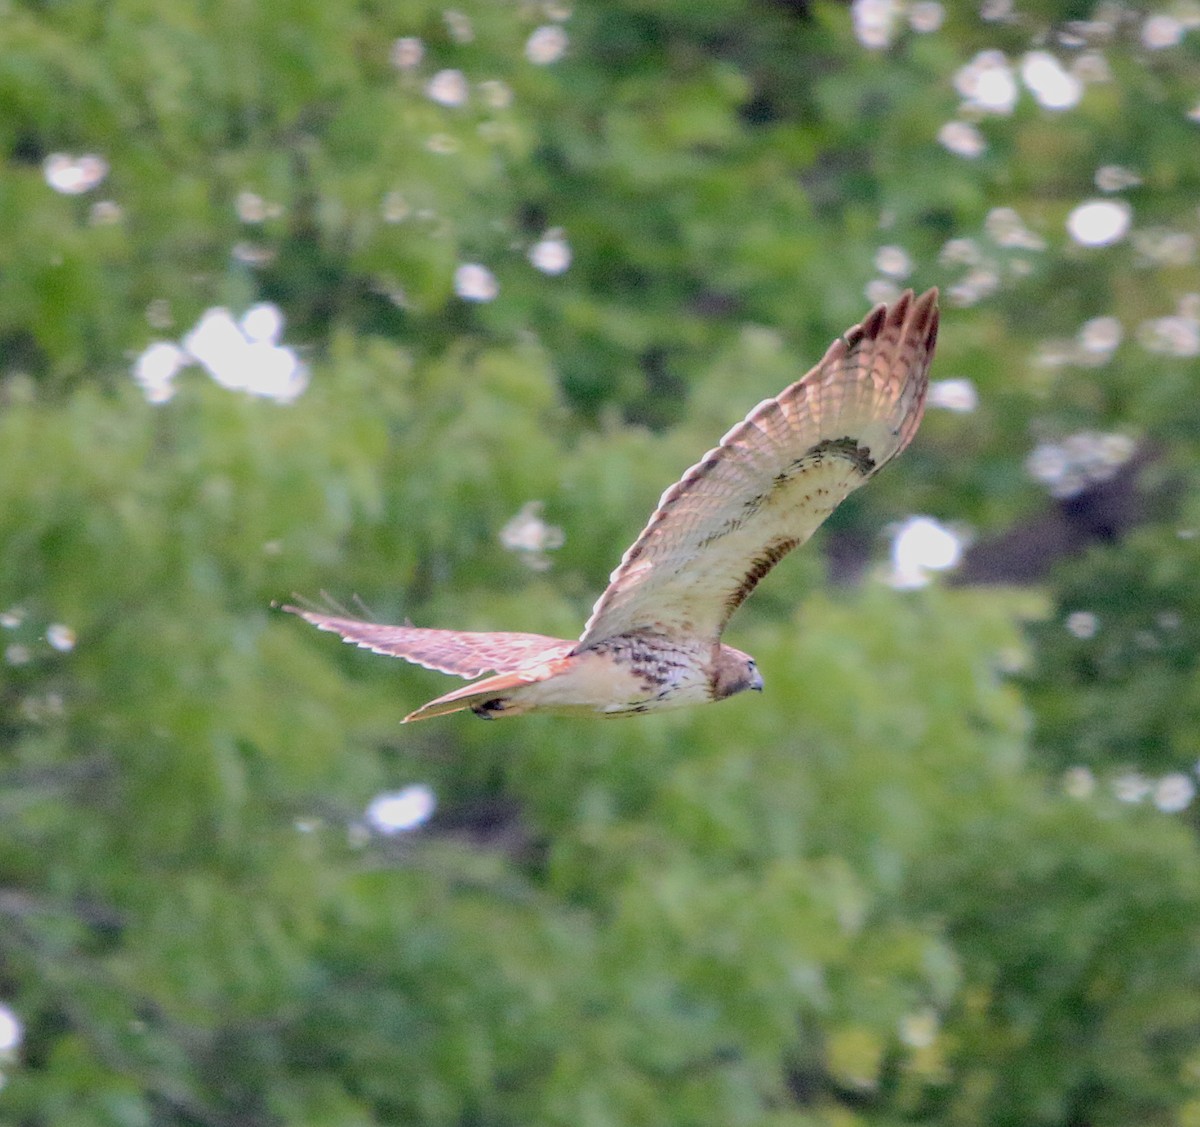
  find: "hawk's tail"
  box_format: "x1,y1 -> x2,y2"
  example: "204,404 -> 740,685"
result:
402,670 -> 535,722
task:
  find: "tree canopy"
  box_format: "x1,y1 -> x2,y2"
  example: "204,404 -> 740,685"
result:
3,2 -> 1200,1125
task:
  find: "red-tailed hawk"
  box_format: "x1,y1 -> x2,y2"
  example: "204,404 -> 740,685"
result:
285,289 -> 939,721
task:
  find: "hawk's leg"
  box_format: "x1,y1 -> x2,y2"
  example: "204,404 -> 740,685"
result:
471,698 -> 509,718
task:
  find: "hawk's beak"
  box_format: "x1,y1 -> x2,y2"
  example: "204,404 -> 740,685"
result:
750,669 -> 764,692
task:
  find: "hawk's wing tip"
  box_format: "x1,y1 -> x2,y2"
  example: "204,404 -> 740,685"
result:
279,603 -> 321,624
913,285 -> 939,316
911,287 -> 940,351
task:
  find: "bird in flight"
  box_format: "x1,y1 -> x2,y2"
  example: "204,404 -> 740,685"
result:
285,288 -> 939,722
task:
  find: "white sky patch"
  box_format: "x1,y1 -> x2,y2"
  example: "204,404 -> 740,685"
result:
852,0 -> 900,48
1066,610 -> 1098,639
43,153 -> 109,195
938,120 -> 986,158
90,200 -> 121,226
426,69 -> 468,107
234,191 -> 283,224
454,263 -> 499,302
134,341 -> 187,404
500,501 -> 565,570
865,278 -> 902,305
947,265 -> 1000,307
1079,315 -> 1123,355
366,785 -> 436,834
984,206 -> 1045,250
443,9 -> 473,43
908,2 -> 944,33
480,80 -> 513,109
1095,164 -> 1142,192
241,341 -> 307,400
1026,432 -> 1135,498
231,242 -> 275,267
236,191 -> 267,223
1038,315 -> 1126,370
0,1003 -> 22,1053
955,50 -> 1018,114
241,302 -> 283,344
382,192 -> 410,223
898,1008 -> 939,1048
940,237 -> 982,266
1072,51 -> 1111,84
46,624 -> 76,652
1021,51 -> 1082,109
529,231 -> 572,275
1113,772 -> 1152,803
1066,199 -> 1131,247
141,305 -> 310,404
1137,313 -> 1200,357
874,245 -> 912,278
1063,766 -> 1096,799
1132,228 -> 1195,267
928,378 -> 978,412
526,24 -> 568,64
887,516 -> 964,588
1142,13 -> 1184,48
1154,773 -> 1195,813
185,308 -> 245,379
391,36 -> 424,69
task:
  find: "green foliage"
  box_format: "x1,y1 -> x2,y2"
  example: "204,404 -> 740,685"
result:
3,1 -> 1200,1125
1024,523 -> 1200,776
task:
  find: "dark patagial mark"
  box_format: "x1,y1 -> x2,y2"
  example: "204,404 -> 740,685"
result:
724,535 -> 801,618
807,436 -> 875,476
774,437 -> 875,486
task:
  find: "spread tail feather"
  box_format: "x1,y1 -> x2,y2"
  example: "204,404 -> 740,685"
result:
403,670 -> 537,723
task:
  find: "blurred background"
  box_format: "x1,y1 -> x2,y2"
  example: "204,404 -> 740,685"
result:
3,0 -> 1200,1123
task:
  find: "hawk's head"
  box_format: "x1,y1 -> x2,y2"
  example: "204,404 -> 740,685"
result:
712,644 -> 764,700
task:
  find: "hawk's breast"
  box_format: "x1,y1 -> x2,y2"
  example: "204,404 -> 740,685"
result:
571,631 -> 716,714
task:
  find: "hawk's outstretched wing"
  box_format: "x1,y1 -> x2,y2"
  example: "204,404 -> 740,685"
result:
281,608 -> 573,679
578,288 -> 938,648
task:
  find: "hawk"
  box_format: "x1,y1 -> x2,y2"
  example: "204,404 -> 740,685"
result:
285,288 -> 938,722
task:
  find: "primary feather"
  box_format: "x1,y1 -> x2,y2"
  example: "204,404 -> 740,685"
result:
280,611 -> 573,679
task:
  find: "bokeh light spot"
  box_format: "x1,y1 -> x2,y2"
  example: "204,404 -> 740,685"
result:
888,516 -> 964,588
1066,199 -> 1131,246
526,25 -> 568,64
454,263 -> 499,302
43,153 -> 108,195
366,785 -> 437,834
